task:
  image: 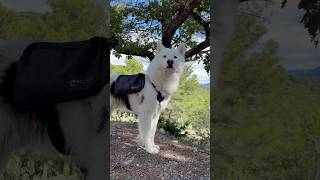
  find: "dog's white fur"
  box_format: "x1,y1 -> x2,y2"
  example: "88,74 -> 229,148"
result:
0,58 -> 108,179
110,42 -> 185,154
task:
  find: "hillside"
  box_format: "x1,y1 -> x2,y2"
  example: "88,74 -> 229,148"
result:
200,83 -> 210,89
288,67 -> 320,78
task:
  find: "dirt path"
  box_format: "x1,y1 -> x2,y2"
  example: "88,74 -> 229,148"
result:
110,121 -> 210,180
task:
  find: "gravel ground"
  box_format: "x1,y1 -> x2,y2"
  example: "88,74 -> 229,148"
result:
110,121 -> 210,180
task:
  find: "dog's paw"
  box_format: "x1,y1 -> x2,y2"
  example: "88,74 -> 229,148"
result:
153,144 -> 160,151
135,136 -> 160,154
145,145 -> 160,154
135,136 -> 144,147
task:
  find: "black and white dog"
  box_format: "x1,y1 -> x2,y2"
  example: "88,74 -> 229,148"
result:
110,42 -> 185,154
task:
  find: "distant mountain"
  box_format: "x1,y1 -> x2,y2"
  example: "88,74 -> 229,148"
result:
288,67 -> 320,79
200,83 -> 210,89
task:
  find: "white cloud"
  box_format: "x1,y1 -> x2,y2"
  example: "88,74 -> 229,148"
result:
192,33 -> 206,43
188,61 -> 210,84
110,50 -> 126,66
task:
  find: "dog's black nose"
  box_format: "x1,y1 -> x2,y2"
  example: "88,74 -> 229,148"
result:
167,59 -> 173,67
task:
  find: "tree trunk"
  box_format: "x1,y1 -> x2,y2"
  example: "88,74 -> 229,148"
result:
211,0 -> 239,89
210,0 -> 240,179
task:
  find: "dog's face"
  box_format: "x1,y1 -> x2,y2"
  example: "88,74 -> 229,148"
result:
152,42 -> 185,74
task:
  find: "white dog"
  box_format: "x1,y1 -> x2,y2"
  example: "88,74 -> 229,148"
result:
0,45 -> 108,179
110,42 -> 185,154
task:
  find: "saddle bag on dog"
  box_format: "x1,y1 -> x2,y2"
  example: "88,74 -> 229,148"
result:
14,37 -> 110,110
110,73 -> 145,97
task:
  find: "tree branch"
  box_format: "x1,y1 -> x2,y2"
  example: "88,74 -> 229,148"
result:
115,47 -> 154,60
162,0 -> 203,47
191,12 -> 210,37
185,39 -> 210,59
185,12 -> 210,60
111,39 -> 154,60
112,1 -> 209,62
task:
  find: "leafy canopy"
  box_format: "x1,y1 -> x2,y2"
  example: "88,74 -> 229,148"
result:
110,0 -> 210,71
0,0 -> 106,42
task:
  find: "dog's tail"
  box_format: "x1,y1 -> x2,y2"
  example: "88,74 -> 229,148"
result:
0,39 -> 32,104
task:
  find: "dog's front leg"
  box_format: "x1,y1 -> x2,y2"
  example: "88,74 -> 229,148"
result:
150,113 -> 161,151
136,111 -> 159,154
150,101 -> 169,151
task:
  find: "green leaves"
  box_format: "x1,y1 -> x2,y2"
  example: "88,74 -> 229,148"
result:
111,57 -> 144,74
161,65 -> 210,146
110,0 -> 210,70
214,14 -> 320,180
0,0 -> 106,42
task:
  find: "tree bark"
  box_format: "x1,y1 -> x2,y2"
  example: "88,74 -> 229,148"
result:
211,0 -> 239,89
210,0 -> 240,179
113,45 -> 154,60
112,0 -> 209,61
162,0 -> 203,47
185,39 -> 210,59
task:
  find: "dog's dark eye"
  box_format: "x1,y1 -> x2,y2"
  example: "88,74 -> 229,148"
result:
174,56 -> 177,58
163,55 -> 167,58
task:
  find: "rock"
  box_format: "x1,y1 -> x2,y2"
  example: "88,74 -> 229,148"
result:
123,157 -> 134,166
193,147 -> 198,152
171,140 -> 179,143
168,161 -> 178,166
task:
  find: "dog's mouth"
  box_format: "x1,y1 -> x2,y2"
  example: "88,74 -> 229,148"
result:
167,65 -> 173,69
165,66 -> 178,73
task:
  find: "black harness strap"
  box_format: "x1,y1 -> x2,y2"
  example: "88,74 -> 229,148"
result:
121,80 -> 163,110
150,81 -> 165,103
47,119 -> 69,155
111,81 -> 132,110
122,96 -> 132,110
37,108 -> 70,155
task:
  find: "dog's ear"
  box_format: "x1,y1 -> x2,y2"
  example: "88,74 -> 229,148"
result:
157,41 -> 164,52
177,43 -> 185,56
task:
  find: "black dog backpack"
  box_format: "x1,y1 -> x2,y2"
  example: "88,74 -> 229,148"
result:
14,37 -> 110,110
12,37 -> 110,155
110,73 -> 145,110
110,73 -> 165,110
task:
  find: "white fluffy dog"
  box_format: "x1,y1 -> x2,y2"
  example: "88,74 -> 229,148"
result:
110,42 -> 185,154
